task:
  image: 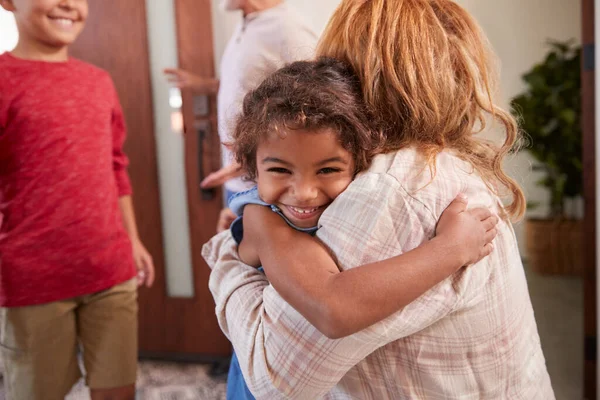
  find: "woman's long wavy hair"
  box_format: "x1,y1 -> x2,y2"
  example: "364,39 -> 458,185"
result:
317,0 -> 526,221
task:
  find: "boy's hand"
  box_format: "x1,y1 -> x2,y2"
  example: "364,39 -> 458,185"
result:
132,239 -> 155,287
435,194 -> 499,267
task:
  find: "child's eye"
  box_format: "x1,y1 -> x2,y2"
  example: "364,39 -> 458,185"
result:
267,167 -> 291,174
318,167 -> 342,174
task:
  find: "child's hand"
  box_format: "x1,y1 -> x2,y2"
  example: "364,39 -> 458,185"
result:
132,239 -> 155,287
435,194 -> 499,267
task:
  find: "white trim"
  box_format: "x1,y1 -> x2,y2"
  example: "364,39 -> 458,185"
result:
145,1 -> 195,298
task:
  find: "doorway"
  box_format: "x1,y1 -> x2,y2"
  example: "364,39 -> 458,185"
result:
68,0 -> 230,359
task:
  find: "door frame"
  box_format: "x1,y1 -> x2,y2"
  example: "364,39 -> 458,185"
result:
583,0 -> 596,398
137,0 -> 231,359
70,0 -> 230,360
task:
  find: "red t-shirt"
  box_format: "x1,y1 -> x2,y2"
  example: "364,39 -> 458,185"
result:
0,52 -> 136,307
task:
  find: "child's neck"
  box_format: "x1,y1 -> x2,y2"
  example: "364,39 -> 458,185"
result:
11,38 -> 69,62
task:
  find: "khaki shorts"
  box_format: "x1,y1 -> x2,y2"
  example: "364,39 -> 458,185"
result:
0,278 -> 138,400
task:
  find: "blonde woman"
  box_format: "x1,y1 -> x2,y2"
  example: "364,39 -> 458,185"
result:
203,1 -> 554,398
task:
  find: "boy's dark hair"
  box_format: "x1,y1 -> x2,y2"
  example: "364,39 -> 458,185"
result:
232,57 -> 383,179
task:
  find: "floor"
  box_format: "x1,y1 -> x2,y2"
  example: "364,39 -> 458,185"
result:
0,266 -> 585,400
525,266 -> 583,400
65,361 -> 227,400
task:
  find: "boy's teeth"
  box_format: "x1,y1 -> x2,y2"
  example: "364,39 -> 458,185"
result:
291,206 -> 318,214
53,18 -> 74,26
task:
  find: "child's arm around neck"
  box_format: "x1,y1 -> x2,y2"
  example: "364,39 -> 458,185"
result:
239,196 -> 497,339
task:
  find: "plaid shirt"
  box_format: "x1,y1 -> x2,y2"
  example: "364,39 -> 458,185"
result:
203,149 -> 554,400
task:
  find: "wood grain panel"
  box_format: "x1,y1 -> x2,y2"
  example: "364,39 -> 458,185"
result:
168,0 -> 230,356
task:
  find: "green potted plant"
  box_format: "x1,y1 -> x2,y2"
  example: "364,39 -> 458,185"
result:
511,40 -> 582,275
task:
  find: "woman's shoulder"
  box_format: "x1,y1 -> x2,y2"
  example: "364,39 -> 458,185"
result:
353,149 -> 499,218
359,149 -> 470,188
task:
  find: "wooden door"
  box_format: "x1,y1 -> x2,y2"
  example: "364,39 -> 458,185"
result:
70,0 -> 230,360
582,0 -> 595,398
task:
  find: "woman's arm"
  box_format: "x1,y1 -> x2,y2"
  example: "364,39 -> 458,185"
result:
241,195 -> 497,339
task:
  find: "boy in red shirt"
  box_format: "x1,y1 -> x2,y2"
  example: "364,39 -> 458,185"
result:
0,1 -> 154,399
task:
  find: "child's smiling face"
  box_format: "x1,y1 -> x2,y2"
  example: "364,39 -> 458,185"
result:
6,0 -> 88,49
256,127 -> 355,229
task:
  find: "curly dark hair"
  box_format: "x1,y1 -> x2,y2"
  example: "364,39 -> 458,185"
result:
232,57 -> 384,180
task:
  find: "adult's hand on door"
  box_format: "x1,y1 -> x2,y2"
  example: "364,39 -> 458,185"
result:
200,162 -> 244,189
164,68 -> 219,93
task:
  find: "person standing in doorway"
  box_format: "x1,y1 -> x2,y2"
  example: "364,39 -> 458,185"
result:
165,0 -> 317,233
0,0 -> 154,399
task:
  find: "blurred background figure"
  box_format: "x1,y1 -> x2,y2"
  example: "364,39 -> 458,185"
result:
165,0 -> 317,233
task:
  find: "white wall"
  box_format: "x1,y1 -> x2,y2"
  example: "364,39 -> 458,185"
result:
210,2 -> 239,76
0,8 -> 18,52
210,0 -> 581,252
453,0 -> 582,253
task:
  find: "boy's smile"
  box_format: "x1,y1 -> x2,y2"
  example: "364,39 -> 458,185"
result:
281,203 -> 329,226
256,128 -> 355,228
47,13 -> 77,30
2,0 -> 88,60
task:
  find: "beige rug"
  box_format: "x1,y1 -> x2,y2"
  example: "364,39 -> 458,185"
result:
0,360 -> 226,400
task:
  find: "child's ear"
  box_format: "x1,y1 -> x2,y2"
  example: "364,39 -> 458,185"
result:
0,0 -> 17,12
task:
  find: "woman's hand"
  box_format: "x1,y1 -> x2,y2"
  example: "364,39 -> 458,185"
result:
435,194 -> 499,266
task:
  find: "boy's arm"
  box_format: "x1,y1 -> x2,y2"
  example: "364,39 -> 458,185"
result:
242,196 -> 497,339
119,196 -> 155,287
